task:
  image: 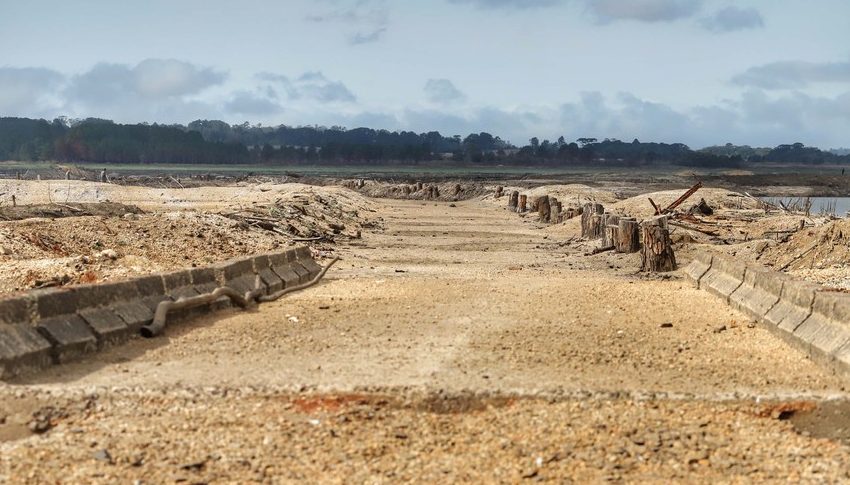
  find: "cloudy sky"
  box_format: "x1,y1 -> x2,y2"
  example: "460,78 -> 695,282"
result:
1,0 -> 848,148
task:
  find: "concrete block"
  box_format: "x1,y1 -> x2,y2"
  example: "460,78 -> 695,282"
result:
0,296 -> 31,325
793,292 -> 850,368
764,279 -> 818,333
113,301 -> 155,331
700,254 -> 745,303
290,262 -> 311,284
253,254 -> 271,271
190,267 -> 219,294
221,257 -> 255,280
273,265 -> 301,288
0,325 -> 53,379
33,288 -> 79,319
729,266 -> 784,320
78,308 -> 131,347
162,270 -> 192,292
683,251 -> 712,287
284,248 -> 298,263
298,257 -> 323,279
268,251 -> 287,267
293,245 -> 311,261
74,280 -> 138,309
135,274 -> 165,298
36,315 -> 98,363
259,267 -> 284,294
833,341 -> 850,379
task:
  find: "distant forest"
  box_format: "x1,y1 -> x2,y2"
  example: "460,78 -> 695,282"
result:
1,116 -> 848,168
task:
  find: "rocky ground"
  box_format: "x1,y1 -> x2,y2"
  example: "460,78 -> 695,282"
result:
2,191 -> 850,483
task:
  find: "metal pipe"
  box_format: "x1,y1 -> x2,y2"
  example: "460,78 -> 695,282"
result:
258,257 -> 339,303
140,286 -> 253,338
140,257 -> 339,338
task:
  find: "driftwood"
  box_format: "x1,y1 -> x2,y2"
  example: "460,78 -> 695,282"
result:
640,216 -> 676,272
659,182 -> 702,214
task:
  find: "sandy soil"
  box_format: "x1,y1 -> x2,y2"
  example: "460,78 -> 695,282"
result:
2,194 -> 849,483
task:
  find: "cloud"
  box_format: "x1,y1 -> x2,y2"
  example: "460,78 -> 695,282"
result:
306,0 -> 389,45
700,6 -> 763,32
0,67 -> 65,115
585,0 -> 702,23
732,60 -> 850,90
349,27 -> 387,45
66,59 -> 225,108
447,0 -> 564,9
424,79 -> 466,104
224,90 -> 283,116
258,71 -> 357,103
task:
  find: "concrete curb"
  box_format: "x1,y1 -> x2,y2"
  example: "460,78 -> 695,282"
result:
0,245 -> 322,379
684,250 -> 850,380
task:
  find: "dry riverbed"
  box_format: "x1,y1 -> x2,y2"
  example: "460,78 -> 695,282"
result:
1,189 -> 850,483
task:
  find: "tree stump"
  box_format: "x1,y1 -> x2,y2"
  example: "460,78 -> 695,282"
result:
508,191 -> 519,210
548,197 -> 560,223
602,213 -> 620,248
537,195 -> 550,222
416,182 -> 423,191
433,186 -> 440,198
495,186 -> 503,198
402,186 -> 411,197
616,217 -> 640,253
581,203 -> 605,238
640,216 -> 676,272
518,194 -> 527,213
454,184 -> 462,196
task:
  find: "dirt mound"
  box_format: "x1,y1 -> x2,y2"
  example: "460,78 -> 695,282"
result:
611,187 -> 760,218
0,183 -> 379,294
488,184 -> 619,209
761,219 -> 850,273
348,180 -> 491,201
0,202 -> 142,221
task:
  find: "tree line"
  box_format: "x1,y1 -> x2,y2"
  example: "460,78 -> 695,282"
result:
1,117 -> 847,167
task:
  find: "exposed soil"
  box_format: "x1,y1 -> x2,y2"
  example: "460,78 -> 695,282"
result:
1,193 -> 849,483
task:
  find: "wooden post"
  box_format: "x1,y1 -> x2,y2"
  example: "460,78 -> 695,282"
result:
433,186 -> 440,198
454,184 -> 462,196
495,186 -> 503,198
508,191 -> 519,210
518,194 -> 527,213
640,216 -> 676,272
416,182 -> 423,191
402,186 -> 411,197
537,195 -> 550,223
616,217 -> 640,253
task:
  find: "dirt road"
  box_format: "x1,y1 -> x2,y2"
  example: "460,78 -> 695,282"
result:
2,197 -> 850,483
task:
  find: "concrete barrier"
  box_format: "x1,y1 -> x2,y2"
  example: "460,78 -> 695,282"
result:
698,254 -> 745,303
683,251 -> 712,287
729,266 -> 787,321
686,249 -> 850,381
0,245 -> 324,379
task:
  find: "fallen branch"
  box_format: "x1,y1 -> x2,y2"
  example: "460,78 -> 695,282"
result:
668,221 -> 719,236
588,245 -> 615,255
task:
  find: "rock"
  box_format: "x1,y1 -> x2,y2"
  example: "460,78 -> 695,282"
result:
0,245 -> 10,255
93,449 -> 114,464
713,325 -> 727,334
660,322 -> 673,328
95,249 -> 119,261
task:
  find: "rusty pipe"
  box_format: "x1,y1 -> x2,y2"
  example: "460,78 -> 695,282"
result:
257,257 -> 339,303
140,286 -> 254,338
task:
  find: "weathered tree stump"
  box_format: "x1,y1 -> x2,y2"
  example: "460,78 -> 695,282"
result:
495,186 -> 504,198
518,194 -> 527,213
416,182 -> 423,191
581,203 -> 605,238
454,184 -> 462,196
433,186 -> 440,198
548,197 -> 560,223
537,195 -> 550,222
615,217 -> 640,253
602,213 -> 620,248
640,216 -> 676,272
508,191 -> 519,210
402,186 -> 411,196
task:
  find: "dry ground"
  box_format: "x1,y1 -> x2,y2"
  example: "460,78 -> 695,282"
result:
2,194 -> 850,483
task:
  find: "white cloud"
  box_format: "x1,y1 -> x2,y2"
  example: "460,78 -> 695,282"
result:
585,0 -> 702,23
700,6 -> 764,33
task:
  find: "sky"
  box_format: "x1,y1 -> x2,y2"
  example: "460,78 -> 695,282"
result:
0,0 -> 848,148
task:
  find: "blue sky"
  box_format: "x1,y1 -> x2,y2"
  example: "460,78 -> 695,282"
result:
1,0 -> 848,148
